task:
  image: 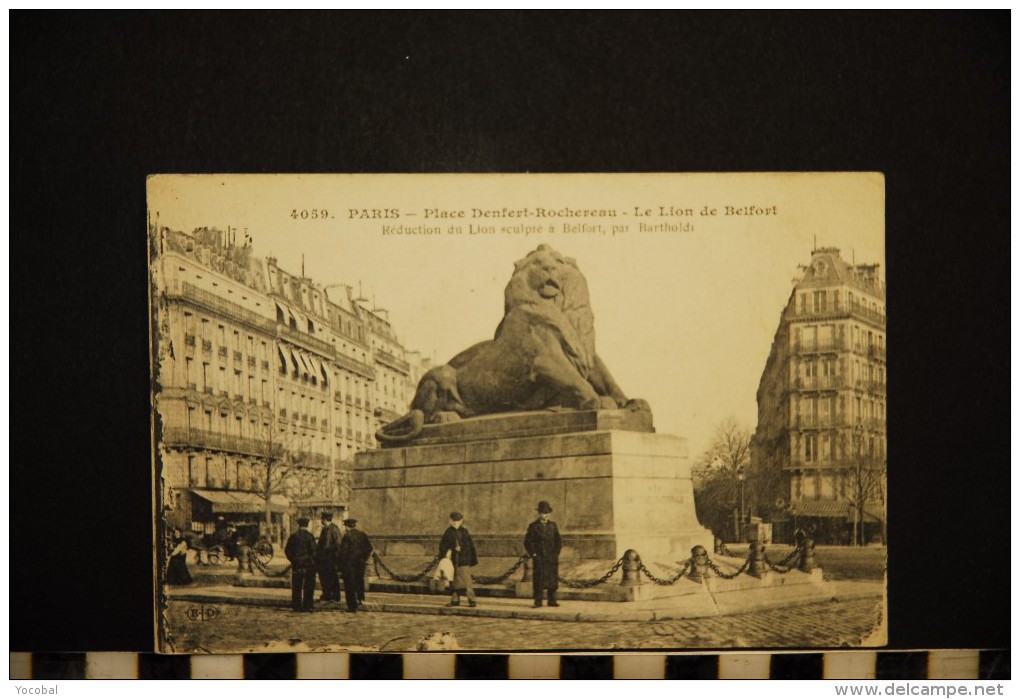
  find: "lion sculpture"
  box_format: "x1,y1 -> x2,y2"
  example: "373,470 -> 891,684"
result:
376,244 -> 648,444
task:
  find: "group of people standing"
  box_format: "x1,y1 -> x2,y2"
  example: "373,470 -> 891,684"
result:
439,500 -> 563,609
284,500 -> 565,613
284,513 -> 373,614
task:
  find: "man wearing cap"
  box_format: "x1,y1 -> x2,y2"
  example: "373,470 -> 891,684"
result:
284,517 -> 317,612
524,501 -> 562,607
338,518 -> 373,613
439,512 -> 478,608
316,512 -> 342,603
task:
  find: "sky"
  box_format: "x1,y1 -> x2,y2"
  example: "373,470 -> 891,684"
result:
148,173 -> 885,459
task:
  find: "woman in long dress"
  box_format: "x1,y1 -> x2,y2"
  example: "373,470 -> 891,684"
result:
166,534 -> 193,585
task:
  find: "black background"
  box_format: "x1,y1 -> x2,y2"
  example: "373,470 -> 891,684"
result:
11,12 -> 1008,652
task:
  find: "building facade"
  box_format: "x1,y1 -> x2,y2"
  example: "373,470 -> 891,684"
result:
151,226 -> 424,546
751,247 -> 887,545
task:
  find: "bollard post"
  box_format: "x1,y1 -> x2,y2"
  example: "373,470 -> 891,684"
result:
748,541 -> 767,578
620,549 -> 642,586
688,545 -> 709,583
234,544 -> 253,585
798,538 -> 816,573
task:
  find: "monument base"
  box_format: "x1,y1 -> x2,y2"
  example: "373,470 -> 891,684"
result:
352,409 -> 713,563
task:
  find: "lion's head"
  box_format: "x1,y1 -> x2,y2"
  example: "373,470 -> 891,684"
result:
502,244 -> 596,367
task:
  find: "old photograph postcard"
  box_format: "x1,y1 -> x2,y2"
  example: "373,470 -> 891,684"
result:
149,173 -> 887,654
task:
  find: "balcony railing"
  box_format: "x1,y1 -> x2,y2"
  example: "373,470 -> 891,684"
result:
868,345 -> 887,362
849,302 -> 886,327
277,323 -> 334,356
333,352 -> 376,380
217,347 -> 228,358
168,282 -> 276,335
162,426 -> 278,459
794,375 -> 846,391
202,340 -> 213,352
184,334 -> 196,346
233,350 -> 243,362
786,302 -> 886,327
792,414 -> 848,429
375,349 -> 411,374
866,381 -> 887,394
794,338 -> 846,354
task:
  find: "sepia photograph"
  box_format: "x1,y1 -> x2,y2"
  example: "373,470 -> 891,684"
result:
148,173 -> 887,654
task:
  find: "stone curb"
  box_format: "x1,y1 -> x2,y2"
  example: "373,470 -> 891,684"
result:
169,581 -> 882,623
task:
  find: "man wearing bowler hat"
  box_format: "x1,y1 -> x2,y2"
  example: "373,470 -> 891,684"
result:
524,500 -> 562,607
338,518 -> 373,613
284,517 -> 317,612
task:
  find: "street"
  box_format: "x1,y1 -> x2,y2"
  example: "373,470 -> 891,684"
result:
165,595 -> 884,654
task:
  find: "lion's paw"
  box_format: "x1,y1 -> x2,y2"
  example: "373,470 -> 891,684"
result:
624,398 -> 651,412
434,411 -> 463,424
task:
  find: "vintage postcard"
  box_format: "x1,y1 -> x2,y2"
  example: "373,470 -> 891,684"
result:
149,173 -> 887,654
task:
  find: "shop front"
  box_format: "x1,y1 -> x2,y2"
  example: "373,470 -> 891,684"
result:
189,489 -> 291,548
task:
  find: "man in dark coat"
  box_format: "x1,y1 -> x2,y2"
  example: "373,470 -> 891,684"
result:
439,511 -> 479,607
338,518 -> 373,613
284,517 -> 317,612
316,512 -> 342,602
524,500 -> 562,607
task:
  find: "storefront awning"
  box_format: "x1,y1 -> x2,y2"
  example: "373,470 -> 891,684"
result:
297,350 -> 315,376
278,346 -> 292,374
191,489 -> 290,514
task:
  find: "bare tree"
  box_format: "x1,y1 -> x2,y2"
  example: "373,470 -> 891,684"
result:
692,417 -> 752,540
841,424 -> 887,546
694,416 -> 789,541
249,419 -> 330,540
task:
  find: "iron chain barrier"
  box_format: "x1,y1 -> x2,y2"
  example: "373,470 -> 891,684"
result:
371,552 -> 443,583
250,553 -> 292,578
299,542 -> 809,588
638,558 -> 693,586
474,555 -> 529,584
557,556 -> 626,589
762,546 -> 803,574
705,557 -> 751,579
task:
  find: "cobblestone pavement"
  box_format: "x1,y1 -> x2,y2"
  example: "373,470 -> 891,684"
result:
165,596 -> 883,653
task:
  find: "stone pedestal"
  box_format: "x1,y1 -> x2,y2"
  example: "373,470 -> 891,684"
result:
352,410 -> 713,563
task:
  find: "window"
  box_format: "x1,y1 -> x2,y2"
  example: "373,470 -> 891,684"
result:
218,325 -> 226,346
804,434 -> 817,462
802,325 -> 817,349
813,291 -> 827,313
